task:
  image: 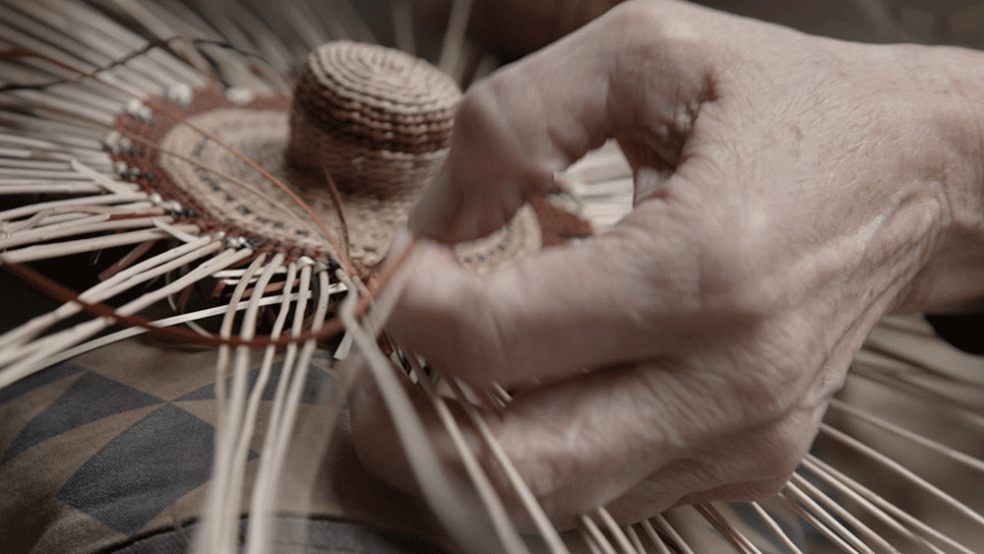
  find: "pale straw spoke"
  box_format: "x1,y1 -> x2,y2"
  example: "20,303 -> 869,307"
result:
847,363 -> 984,434
635,520 -> 673,554
6,0 -> 189,88
0,223 -> 198,263
776,489 -> 863,554
581,525 -> 608,554
781,480 -> 879,554
391,0 -> 416,56
828,398 -> 984,475
594,507 -> 641,554
747,501 -> 806,554
624,525 -> 647,554
646,515 -> 697,554
335,268 -> 506,554
444,376 -> 571,554
580,514 -> 619,554
787,472 -> 899,554
13,288 -> 309,377
0,214 -> 168,249
0,192 -> 147,220
323,0 -> 375,43
818,423 -> 984,530
206,252 -> 269,554
408,358 -> 531,554
0,234 -> 219,350
803,455 -> 971,554
6,89 -> 117,126
692,504 -> 761,554
0,246 -> 251,386
438,0 -> 472,75
876,315 -> 938,338
246,262 -> 311,554
0,181 -> 106,195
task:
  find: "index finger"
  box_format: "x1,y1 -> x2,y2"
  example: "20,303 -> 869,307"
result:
410,0 -> 717,244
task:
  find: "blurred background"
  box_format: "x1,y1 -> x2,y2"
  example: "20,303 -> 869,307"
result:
346,0 -> 984,62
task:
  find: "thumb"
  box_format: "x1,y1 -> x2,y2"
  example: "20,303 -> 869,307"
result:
410,0 -> 716,243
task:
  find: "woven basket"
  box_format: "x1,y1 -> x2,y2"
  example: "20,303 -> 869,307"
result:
1,1 -> 983,553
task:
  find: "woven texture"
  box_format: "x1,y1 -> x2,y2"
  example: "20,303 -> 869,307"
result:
286,41 -> 460,198
112,42 -> 573,272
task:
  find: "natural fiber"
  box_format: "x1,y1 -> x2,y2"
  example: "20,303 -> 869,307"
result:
2,1 -> 984,554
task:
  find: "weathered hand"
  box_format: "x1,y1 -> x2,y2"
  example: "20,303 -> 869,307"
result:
350,0 -> 984,528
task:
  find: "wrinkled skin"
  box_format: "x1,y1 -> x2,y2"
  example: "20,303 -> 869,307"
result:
346,0 -> 984,529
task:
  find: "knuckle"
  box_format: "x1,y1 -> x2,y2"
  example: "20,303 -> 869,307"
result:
755,431 -> 808,484
607,1 -> 668,40
690,216 -> 784,322
695,236 -> 760,313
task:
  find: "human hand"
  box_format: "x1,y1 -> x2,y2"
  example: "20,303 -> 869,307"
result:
351,0 -> 984,527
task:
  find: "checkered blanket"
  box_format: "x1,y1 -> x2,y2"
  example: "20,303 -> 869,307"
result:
0,338 -> 441,554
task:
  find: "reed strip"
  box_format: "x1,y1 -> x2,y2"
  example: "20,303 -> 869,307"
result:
781,481 -> 878,554
408,358 -> 531,554
206,253 -> 269,554
336,271 -> 503,554
647,515 -> 696,554
0,181 -> 104,195
876,315 -> 937,338
788,472 -> 898,554
9,0 -> 190,87
802,456 -> 967,554
15,289 -> 307,377
0,235 -> 218,350
581,526 -> 607,554
245,262 -> 309,554
0,214 -> 172,250
580,514 -> 619,554
471,52 -> 499,83
391,0 -> 416,56
0,246 -> 251,384
847,364 -> 984,432
776,490 -> 862,554
0,192 -> 146,220
1,223 -> 198,264
7,88 -> 117,126
692,504 -> 760,554
438,0 -> 472,75
861,339 -> 984,389
747,501 -> 806,554
635,521 -> 673,554
445,376 -> 571,554
819,423 -> 984,529
594,507 -> 640,554
624,525 -> 647,554
828,398 -> 984,475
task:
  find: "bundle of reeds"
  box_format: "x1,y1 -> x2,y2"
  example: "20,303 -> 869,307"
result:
0,1 -> 982,553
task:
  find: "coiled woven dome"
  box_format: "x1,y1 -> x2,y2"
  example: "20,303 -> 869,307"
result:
286,41 -> 462,198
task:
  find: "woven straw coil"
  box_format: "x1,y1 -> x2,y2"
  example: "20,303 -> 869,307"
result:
142,41 -> 545,272
287,41 -> 461,199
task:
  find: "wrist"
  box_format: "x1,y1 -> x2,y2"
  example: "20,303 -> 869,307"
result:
898,45 -> 984,312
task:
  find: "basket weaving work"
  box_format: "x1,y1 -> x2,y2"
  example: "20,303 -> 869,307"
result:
1,1 -> 984,554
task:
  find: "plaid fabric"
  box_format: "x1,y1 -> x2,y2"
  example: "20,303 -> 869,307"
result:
109,517 -> 447,554
0,338 -> 439,554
